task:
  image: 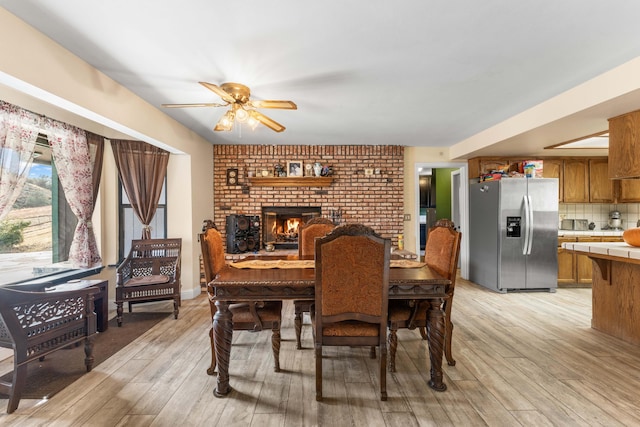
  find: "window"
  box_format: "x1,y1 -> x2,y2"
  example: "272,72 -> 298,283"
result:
117,177 -> 167,261
1,137 -> 78,285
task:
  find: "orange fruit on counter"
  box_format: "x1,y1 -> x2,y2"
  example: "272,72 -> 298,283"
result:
623,227 -> 640,247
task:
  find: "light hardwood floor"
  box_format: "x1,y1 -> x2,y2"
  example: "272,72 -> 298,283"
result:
2,277 -> 640,426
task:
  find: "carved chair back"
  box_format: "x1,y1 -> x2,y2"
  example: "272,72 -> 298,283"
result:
0,285 -> 98,413
425,219 -> 460,284
313,223 -> 390,401
298,217 -> 335,257
115,238 -> 182,326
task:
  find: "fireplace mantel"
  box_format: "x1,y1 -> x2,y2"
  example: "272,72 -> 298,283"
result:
249,177 -> 333,187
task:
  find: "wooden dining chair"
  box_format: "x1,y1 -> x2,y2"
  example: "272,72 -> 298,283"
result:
313,223 -> 390,401
387,219 -> 461,372
200,227 -> 283,374
294,217 -> 335,349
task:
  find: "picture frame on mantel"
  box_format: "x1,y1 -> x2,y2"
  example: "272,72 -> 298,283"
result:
287,160 -> 303,177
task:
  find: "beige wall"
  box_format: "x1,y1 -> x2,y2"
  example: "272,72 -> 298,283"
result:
403,147 -> 465,252
0,9 -> 214,299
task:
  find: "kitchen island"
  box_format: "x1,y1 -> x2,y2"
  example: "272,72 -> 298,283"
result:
557,231 -> 623,288
562,241 -> 640,345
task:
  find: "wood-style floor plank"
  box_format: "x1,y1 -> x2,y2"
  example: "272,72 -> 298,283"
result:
2,276 -> 640,426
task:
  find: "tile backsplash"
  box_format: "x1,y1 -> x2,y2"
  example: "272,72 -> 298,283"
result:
559,203 -> 640,230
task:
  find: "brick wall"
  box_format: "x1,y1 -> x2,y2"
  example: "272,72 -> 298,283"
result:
212,145 -> 404,246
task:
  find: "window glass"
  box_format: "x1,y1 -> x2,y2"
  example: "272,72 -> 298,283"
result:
118,178 -> 167,261
0,141 -> 74,285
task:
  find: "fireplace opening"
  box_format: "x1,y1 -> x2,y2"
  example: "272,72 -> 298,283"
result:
262,206 -> 322,249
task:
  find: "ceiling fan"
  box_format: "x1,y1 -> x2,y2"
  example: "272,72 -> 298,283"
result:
162,82 -> 297,132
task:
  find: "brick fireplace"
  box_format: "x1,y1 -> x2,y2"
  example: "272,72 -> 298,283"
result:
213,145 -> 404,249
262,206 -> 322,249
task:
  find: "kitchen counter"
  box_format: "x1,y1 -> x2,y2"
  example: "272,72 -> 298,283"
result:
561,241 -> 640,259
558,230 -> 623,237
563,240 -> 640,345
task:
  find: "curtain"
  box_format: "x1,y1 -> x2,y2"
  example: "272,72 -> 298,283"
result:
111,139 -> 169,239
46,119 -> 101,268
55,131 -> 105,263
86,131 -> 104,216
0,101 -> 42,220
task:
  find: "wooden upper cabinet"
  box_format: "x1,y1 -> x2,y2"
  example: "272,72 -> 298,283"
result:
609,110 -> 640,179
467,158 -> 511,178
563,160 -> 589,203
541,159 -> 563,201
589,159 -> 614,203
616,179 -> 640,202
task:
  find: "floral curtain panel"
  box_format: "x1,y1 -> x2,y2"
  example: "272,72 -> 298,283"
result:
0,101 -> 41,220
111,139 -> 169,239
46,119 -> 101,268
87,132 -> 104,205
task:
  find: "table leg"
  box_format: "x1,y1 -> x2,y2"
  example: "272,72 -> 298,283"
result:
213,300 -> 233,397
95,283 -> 109,332
426,298 -> 447,391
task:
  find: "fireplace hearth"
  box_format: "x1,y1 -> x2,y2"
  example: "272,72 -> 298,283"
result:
262,206 -> 322,249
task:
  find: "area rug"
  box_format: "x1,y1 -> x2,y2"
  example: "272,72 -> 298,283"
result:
0,311 -> 170,400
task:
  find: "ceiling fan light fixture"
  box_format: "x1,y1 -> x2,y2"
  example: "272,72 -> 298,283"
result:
214,110 -> 235,131
247,111 -> 260,130
234,105 -> 249,123
165,81 -> 295,133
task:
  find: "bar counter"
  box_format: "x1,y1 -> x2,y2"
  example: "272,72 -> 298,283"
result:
562,241 -> 640,344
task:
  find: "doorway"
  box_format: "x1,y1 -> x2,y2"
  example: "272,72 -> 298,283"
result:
414,162 -> 469,279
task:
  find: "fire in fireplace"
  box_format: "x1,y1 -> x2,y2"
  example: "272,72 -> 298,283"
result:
262,206 -> 322,249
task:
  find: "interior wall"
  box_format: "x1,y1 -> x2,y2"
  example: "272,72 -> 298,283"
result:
0,9 -> 215,299
434,168 -> 456,220
404,147 -> 458,253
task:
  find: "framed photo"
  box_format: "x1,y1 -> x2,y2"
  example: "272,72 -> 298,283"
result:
287,160 -> 303,177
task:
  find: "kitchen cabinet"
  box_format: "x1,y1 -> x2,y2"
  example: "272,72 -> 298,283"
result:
558,235 -> 624,286
467,158 -> 511,178
589,159 -> 614,203
615,179 -> 640,202
563,160 -> 589,203
576,236 -> 600,284
468,156 -> 617,203
542,159 -> 563,201
608,109 -> 640,179
557,237 -> 577,285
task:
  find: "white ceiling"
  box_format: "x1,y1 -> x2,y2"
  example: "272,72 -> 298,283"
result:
2,1 -> 640,158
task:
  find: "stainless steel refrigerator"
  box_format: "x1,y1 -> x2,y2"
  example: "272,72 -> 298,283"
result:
469,178 -> 558,293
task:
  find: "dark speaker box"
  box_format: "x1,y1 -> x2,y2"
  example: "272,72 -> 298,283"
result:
246,232 -> 260,251
225,215 -> 260,253
226,214 -> 249,235
226,233 -> 248,254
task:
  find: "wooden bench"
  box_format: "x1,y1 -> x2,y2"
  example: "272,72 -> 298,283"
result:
0,284 -> 99,413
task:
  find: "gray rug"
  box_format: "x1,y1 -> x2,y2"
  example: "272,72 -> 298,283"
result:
0,311 -> 170,400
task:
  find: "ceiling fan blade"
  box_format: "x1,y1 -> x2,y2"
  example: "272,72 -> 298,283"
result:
249,110 -> 286,132
162,102 -> 227,108
248,100 -> 297,110
199,81 -> 236,103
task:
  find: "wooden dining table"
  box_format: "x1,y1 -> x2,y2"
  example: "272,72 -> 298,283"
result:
210,255 -> 451,397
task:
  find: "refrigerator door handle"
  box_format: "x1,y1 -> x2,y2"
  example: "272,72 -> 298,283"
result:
526,195 -> 534,255
522,195 -> 530,255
